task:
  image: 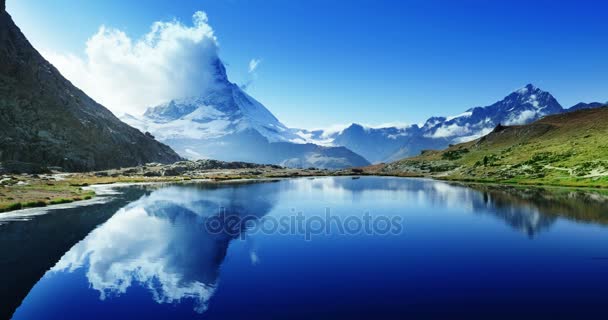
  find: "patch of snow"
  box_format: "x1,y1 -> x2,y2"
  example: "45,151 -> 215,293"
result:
446,111 -> 473,122
422,118 -> 447,129
452,127 -> 494,143
182,105 -> 226,122
126,83 -> 303,144
365,122 -> 413,130
525,94 -> 540,108
387,132 -> 409,139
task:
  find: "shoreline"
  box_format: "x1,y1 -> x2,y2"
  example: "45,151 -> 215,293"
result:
366,170 -> 608,190
3,170 -> 608,216
0,167 -> 334,215
0,177 -> 267,219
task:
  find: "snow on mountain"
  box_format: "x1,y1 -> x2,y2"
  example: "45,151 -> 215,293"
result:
423,84 -> 563,140
135,59 -> 300,143
122,59 -> 369,169
296,84 -> 572,164
130,85 -> 299,142
124,75 -> 605,168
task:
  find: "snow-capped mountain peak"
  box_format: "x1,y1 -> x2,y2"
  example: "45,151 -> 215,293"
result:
503,84 -> 559,111
123,79 -> 603,169
516,83 -> 537,94
295,84 -> 571,164
121,58 -> 370,169
134,77 -> 298,143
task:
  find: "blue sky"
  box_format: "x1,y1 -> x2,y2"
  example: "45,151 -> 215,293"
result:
7,0 -> 608,128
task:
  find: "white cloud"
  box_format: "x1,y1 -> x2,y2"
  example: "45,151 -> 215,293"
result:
248,58 -> 261,73
42,11 -> 221,116
51,198 -> 217,313
364,122 -> 412,130
293,122 -> 415,145
318,123 -> 353,137
452,126 -> 494,143
240,58 -> 262,91
48,183 -> 279,314
305,122 -> 406,136
504,110 -> 538,125
50,186 -> 267,313
426,123 -> 471,138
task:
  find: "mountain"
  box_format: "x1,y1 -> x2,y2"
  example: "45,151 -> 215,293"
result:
377,105 -> 608,187
0,2 -> 181,173
301,84 -> 575,164
123,60 -> 369,169
569,102 -> 606,112
323,124 -> 450,164
131,59 -> 301,144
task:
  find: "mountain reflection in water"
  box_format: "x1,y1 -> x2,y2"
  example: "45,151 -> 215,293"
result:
310,177 -> 608,236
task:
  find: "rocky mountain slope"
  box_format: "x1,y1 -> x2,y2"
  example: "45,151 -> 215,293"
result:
301,84 -> 604,164
122,59 -> 369,169
0,1 -> 181,173
378,106 -> 608,187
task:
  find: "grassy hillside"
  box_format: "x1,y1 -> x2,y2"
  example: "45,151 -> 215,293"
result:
379,107 -> 608,188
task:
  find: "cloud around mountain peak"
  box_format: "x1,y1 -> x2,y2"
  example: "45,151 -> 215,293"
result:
43,11 -> 221,116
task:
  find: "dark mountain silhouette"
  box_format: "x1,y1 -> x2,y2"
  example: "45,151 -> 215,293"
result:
0,1 -> 181,173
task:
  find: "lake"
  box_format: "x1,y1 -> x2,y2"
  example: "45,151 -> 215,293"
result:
2,177 -> 608,319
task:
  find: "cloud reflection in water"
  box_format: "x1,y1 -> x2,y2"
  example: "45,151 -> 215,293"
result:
51,183 -> 278,313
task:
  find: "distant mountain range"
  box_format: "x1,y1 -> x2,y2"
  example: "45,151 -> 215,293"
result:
121,59 -> 370,169
377,105 -> 608,187
298,84 -> 606,164
0,1 -> 181,173
125,77 -> 605,168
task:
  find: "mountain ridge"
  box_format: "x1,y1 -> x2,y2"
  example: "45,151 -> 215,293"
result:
0,3 -> 182,173
123,54 -> 370,169
301,84 -> 603,164
126,79 -> 605,169
375,105 -> 608,187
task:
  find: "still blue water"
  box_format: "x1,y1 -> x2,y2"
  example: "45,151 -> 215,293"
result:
4,177 -> 608,319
